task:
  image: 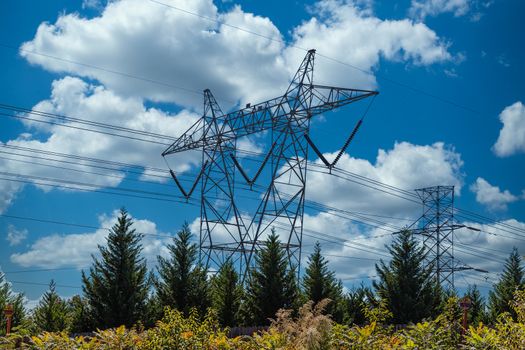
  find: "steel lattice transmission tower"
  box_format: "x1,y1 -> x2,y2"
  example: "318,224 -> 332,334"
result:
162,49 -> 378,280
412,186 -> 456,290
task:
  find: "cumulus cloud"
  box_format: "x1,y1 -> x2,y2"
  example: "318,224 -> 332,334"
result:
470,177 -> 519,211
20,0 -> 287,109
306,141 -> 464,218
2,0 -> 457,214
409,0 -> 471,20
285,0 -> 453,89
493,101 -> 525,157
0,76 -> 200,214
20,0 -> 455,110
10,210 -> 172,268
6,225 -> 28,246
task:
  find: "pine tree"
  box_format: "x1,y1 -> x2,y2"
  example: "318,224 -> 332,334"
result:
373,230 -> 441,324
343,285 -> 370,326
488,247 -> 524,320
243,230 -> 298,325
68,295 -> 94,333
302,242 -> 344,322
82,208 -> 149,329
211,259 -> 242,327
33,280 -> 70,332
0,273 -> 26,336
465,285 -> 487,325
154,223 -> 210,316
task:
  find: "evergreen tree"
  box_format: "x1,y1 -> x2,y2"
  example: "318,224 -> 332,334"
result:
82,208 -> 149,329
155,223 -> 210,316
33,280 -> 70,332
243,230 -> 298,325
0,273 -> 26,336
302,242 -> 344,322
373,230 -> 441,324
488,247 -> 524,320
210,259 -> 242,327
343,285 -> 370,326
68,295 -> 94,333
465,285 -> 487,325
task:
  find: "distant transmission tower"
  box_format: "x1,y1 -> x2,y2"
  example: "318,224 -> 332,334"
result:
413,186 -> 456,289
162,49 -> 378,280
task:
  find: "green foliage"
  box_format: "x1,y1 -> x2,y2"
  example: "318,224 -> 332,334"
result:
154,222 -> 210,316
68,295 -> 94,333
464,285 -> 488,326
373,230 -> 441,324
140,307 -> 232,349
243,229 -> 298,325
488,247 -> 524,321
343,285 -> 370,326
211,259 -> 243,327
32,280 -> 71,333
302,242 -> 344,322
82,208 -> 149,329
0,273 -> 26,336
6,291 -> 525,349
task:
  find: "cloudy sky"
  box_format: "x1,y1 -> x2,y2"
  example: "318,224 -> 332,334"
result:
0,0 -> 524,304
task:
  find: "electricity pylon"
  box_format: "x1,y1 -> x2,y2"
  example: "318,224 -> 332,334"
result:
162,49 -> 378,280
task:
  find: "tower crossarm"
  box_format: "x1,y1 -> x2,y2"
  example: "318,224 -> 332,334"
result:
162,85 -> 377,156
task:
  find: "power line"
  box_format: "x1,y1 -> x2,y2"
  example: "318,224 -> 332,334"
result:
0,175 -> 199,205
0,103 -> 178,142
0,146 -> 413,233
9,280 -> 81,289
1,111 -> 523,236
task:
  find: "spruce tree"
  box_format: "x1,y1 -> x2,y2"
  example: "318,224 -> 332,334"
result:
373,230 -> 441,324
68,295 -> 94,333
155,223 -> 210,316
244,230 -> 298,325
465,285 -> 487,325
0,273 -> 26,336
33,280 -> 70,332
343,285 -> 370,326
488,247 -> 524,320
211,259 -> 242,327
82,208 -> 149,329
302,242 -> 344,322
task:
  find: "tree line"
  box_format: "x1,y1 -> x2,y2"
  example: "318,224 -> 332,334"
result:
1,208 -> 524,334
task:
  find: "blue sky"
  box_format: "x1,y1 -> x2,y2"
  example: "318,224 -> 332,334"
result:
0,0 -> 524,304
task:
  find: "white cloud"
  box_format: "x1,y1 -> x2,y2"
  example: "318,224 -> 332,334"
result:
306,141 -> 464,217
0,76 -> 200,213
20,0 -> 287,109
409,0 -> 471,20
6,225 -> 28,246
10,210 -> 172,268
20,0 -> 455,110
0,179 -> 23,215
82,0 -> 104,10
285,0 -> 453,89
1,0 -> 457,214
493,101 -> 525,157
470,177 -> 519,211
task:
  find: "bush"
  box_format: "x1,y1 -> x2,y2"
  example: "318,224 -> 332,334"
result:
3,292 -> 525,349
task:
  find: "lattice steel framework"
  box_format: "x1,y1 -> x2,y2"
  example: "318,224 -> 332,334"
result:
162,49 -> 378,280
413,186 -> 456,290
